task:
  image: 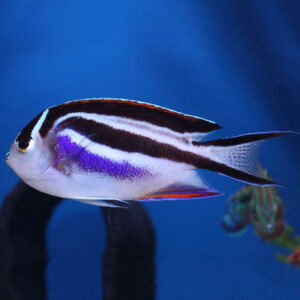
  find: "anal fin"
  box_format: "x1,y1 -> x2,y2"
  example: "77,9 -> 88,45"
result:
137,184 -> 221,201
136,170 -> 220,201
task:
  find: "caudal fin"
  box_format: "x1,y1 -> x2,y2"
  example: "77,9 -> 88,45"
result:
194,131 -> 293,186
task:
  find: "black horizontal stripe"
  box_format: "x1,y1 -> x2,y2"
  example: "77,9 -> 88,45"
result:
199,157 -> 279,185
56,117 -> 199,165
56,117 -> 279,186
195,131 -> 292,147
16,111 -> 43,143
39,99 -> 221,137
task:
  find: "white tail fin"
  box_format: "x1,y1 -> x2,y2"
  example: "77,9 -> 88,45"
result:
194,131 -> 292,185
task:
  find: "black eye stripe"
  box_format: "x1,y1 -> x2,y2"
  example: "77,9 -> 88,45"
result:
16,111 -> 43,144
17,137 -> 33,150
18,140 -> 30,149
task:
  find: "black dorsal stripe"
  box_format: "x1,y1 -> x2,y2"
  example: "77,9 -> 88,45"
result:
16,111 -> 43,143
39,99 -> 221,138
56,117 -> 278,186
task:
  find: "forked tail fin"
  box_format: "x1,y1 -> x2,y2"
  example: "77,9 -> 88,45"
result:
194,131 -> 293,186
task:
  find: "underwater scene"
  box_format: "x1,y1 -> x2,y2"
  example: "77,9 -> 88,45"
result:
0,1 -> 300,299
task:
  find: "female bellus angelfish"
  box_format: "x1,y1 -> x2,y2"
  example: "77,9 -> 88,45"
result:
6,98 -> 290,207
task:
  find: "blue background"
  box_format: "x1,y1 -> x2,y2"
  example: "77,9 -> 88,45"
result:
1,0 -> 300,299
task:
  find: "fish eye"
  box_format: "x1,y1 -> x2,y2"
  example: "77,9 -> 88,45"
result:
16,137 -> 34,153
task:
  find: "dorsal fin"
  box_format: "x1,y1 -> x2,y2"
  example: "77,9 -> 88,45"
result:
40,98 -> 221,137
64,99 -> 222,133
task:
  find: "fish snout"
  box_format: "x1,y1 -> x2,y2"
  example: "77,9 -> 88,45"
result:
5,152 -> 11,166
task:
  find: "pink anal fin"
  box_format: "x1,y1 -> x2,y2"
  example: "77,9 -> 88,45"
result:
137,185 -> 221,201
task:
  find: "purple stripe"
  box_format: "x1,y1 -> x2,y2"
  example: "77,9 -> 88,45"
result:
54,135 -> 151,179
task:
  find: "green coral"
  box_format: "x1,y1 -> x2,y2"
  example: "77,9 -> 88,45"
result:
269,225 -> 300,266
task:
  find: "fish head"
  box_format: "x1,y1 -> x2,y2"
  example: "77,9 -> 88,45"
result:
252,211 -> 285,240
256,221 -> 285,240
221,214 -> 250,235
6,132 -> 55,182
264,208 -> 285,239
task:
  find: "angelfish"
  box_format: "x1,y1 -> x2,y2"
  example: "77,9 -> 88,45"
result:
6,98 -> 291,206
249,167 -> 285,240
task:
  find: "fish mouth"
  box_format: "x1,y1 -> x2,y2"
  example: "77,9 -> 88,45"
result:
5,153 -> 12,167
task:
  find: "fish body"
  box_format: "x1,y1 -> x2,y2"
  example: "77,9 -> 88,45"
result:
249,168 -> 285,240
6,98 -> 290,206
221,185 -> 252,234
222,167 -> 285,239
